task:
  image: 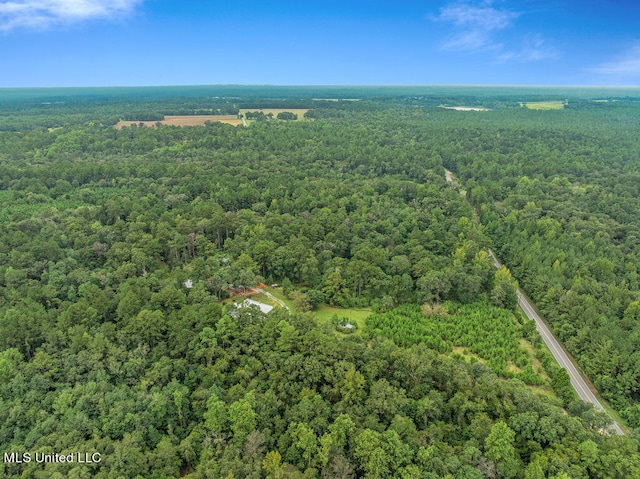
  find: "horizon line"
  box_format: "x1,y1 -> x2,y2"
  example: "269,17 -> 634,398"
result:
1,83 -> 640,90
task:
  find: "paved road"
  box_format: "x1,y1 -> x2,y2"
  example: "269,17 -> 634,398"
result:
446,170 -> 623,434
488,251 -> 624,435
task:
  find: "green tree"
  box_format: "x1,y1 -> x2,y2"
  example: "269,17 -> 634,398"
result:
323,270 -> 351,307
491,266 -> 518,310
229,392 -> 257,445
277,112 -> 298,120
204,393 -> 228,436
263,450 -> 285,479
291,422 -> 317,469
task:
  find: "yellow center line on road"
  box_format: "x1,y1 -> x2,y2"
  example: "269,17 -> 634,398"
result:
519,292 -> 599,405
486,241 -> 622,432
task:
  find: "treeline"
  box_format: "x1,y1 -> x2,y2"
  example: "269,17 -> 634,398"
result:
0,90 -> 639,476
0,114 -> 535,313
0,115 -> 515,335
438,105 -> 640,428
3,307 -> 636,478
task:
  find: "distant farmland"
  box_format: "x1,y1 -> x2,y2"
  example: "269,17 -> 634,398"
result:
239,108 -> 309,118
115,115 -> 243,129
115,110 -> 310,128
439,105 -> 491,111
520,101 -> 566,110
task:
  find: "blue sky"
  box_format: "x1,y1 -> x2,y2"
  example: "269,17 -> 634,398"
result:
0,0 -> 639,87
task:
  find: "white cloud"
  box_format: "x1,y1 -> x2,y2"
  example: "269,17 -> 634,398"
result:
498,34 -> 559,63
434,1 -> 519,51
0,0 -> 143,31
432,1 -> 559,64
591,42 -> 640,83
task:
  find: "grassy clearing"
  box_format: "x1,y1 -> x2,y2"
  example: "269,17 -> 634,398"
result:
265,287 -> 371,336
520,101 -> 565,110
248,292 -> 271,305
314,306 -> 372,323
264,288 -> 296,311
507,363 -> 523,374
529,385 -> 557,399
450,346 -> 485,364
520,339 -> 546,370
314,306 -> 372,337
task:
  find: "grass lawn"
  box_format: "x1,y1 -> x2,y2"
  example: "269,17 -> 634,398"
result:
314,305 -> 372,322
313,306 -> 372,336
264,287 -> 372,336
264,287 -> 296,311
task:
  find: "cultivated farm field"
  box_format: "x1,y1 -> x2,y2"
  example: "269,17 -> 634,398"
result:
115,115 -> 243,128
520,101 -> 565,110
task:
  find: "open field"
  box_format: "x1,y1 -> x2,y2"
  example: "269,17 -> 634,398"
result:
439,105 -> 491,111
314,305 -> 372,323
115,115 -> 242,129
239,108 -> 309,118
519,338 -> 549,379
314,306 -> 371,336
263,288 -> 296,311
450,346 -> 484,363
520,101 -> 565,110
234,286 -> 371,337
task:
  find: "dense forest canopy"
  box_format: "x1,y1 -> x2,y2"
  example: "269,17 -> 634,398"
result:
0,86 -> 639,478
